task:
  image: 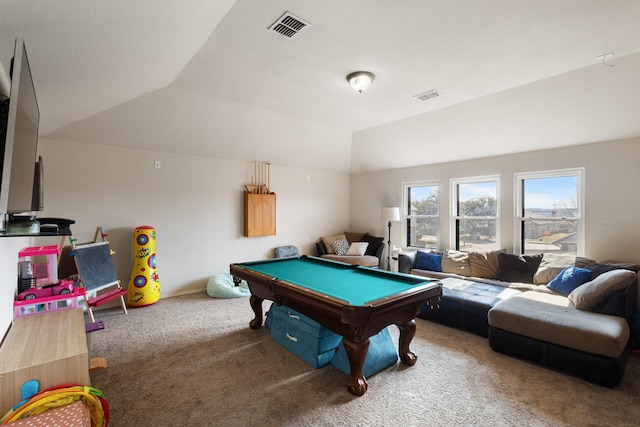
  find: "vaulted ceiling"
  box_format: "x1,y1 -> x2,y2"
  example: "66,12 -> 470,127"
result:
2,1 -> 640,173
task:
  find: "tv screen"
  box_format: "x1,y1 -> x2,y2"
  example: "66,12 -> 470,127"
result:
0,38 -> 40,216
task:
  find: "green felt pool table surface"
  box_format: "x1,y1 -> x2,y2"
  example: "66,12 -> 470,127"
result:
237,256 -> 433,306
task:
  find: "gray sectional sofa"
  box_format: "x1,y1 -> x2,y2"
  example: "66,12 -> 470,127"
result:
398,249 -> 638,386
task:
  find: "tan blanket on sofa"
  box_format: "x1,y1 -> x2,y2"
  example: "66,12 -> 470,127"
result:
321,254 -> 379,267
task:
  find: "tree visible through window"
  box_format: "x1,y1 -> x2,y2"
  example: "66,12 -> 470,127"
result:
452,178 -> 498,252
405,183 -> 439,249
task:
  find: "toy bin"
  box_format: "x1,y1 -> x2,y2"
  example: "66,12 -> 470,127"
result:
266,303 -> 342,368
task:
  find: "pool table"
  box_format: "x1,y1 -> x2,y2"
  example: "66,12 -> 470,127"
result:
230,255 -> 441,396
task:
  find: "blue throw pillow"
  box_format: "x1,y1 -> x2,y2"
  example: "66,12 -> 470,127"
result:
546,266 -> 592,296
415,251 -> 442,272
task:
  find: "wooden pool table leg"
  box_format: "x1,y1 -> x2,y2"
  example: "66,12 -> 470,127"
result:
343,337 -> 370,396
249,295 -> 264,330
397,319 -> 417,366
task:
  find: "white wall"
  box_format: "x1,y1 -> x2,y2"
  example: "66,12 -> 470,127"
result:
0,139 -> 351,338
4,136 -> 639,338
0,237 -> 28,340
351,138 -> 640,265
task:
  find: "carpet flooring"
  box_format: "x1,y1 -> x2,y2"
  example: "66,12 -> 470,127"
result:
89,293 -> 640,426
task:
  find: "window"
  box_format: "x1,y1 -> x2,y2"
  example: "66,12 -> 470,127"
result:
404,182 -> 439,249
451,176 -> 499,252
516,169 -> 584,255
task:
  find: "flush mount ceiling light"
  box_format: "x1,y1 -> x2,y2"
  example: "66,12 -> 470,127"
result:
346,71 -> 375,93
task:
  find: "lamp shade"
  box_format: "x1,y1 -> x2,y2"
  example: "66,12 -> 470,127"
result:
381,207 -> 400,222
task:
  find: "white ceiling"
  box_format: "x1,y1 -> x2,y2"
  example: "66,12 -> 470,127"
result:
2,0 -> 640,173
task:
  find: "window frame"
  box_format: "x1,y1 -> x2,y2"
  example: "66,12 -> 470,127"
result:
403,181 -> 440,250
514,168 -> 585,256
450,175 -> 500,252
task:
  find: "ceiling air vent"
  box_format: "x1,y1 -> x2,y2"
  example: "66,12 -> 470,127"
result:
269,12 -> 311,40
413,90 -> 441,102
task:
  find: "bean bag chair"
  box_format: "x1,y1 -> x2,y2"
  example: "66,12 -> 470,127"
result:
206,273 -> 250,299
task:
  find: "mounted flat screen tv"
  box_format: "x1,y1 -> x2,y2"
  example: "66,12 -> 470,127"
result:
0,38 -> 41,218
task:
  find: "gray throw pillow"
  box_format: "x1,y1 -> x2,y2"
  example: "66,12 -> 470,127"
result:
533,253 -> 576,285
568,269 -> 636,310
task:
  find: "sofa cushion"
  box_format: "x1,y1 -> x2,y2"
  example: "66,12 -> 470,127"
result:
344,231 -> 368,244
438,277 -> 521,307
497,253 -> 543,283
598,261 -> 640,272
468,250 -> 503,279
331,239 -> 350,256
441,250 -> 472,277
568,269 -> 637,311
321,234 -> 347,255
546,266 -> 592,296
488,291 -> 629,358
274,245 -> 300,258
417,276 -> 522,337
574,256 -> 597,268
584,262 -> 629,279
346,242 -> 368,256
533,253 -> 577,285
415,251 -> 442,271
361,235 -> 384,256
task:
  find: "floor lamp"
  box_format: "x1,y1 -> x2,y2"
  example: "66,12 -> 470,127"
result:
381,207 -> 400,271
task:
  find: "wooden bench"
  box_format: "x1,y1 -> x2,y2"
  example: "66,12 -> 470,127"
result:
0,309 -> 89,415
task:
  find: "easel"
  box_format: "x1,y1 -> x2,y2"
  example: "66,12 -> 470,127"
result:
71,227 -> 128,323
57,228 -> 119,372
57,227 -> 108,260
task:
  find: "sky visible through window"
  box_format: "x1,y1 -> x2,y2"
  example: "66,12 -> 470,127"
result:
459,181 -> 496,202
410,185 -> 437,201
408,177 -> 577,209
524,176 -> 577,210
